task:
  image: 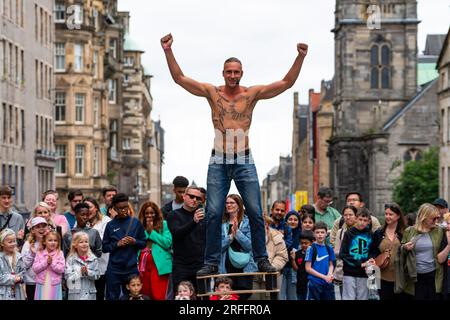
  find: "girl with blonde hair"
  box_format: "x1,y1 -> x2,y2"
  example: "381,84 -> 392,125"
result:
65,231 -> 100,300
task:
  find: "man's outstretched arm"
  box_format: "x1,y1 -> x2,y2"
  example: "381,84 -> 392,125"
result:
253,43 -> 308,100
161,33 -> 211,98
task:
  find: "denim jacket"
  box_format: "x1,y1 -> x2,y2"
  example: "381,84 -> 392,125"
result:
220,215 -> 257,273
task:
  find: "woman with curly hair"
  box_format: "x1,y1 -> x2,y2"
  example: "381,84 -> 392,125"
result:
137,201 -> 172,300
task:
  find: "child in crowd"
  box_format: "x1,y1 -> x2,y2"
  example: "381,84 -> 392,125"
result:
175,281 -> 196,300
120,274 -> 150,300
301,213 -> 315,232
0,228 -> 25,300
32,231 -> 65,300
305,222 -> 336,300
21,217 -> 49,300
209,276 -> 239,300
340,208 -> 377,300
291,230 -> 314,300
65,232 -> 100,300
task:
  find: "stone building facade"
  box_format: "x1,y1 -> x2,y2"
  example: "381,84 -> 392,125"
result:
0,0 -> 55,213
121,34 -> 163,208
54,1 -> 163,210
328,0 -> 440,215
54,0 -> 120,209
437,29 -> 450,202
261,155 -> 292,213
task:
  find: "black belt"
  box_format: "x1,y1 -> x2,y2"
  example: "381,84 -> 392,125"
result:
211,149 -> 250,158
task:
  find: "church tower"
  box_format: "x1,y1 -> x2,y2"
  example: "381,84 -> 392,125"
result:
329,0 -> 419,211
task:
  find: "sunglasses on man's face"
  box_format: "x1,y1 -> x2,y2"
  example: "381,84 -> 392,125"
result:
186,194 -> 202,201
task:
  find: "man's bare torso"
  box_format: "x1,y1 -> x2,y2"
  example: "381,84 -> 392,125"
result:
207,85 -> 258,154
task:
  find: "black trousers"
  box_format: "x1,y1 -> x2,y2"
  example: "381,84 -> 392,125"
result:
415,271 -> 438,300
379,279 -> 411,300
95,274 -> 106,301
25,284 -> 35,301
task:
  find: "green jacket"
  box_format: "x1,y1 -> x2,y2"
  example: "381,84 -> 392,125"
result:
399,226 -> 444,296
143,220 -> 173,275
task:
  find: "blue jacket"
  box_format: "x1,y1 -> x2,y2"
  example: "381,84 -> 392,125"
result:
220,215 -> 257,273
102,215 -> 146,275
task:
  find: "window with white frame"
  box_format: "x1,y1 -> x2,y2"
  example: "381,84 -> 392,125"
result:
93,146 -> 99,176
109,120 -> 118,159
109,38 -> 117,59
55,43 -> 65,71
448,107 -> 450,142
54,2 -> 65,23
55,144 -> 66,174
74,44 -> 83,72
93,50 -> 98,78
55,92 -> 66,122
75,144 -> 84,175
123,138 -> 131,150
108,79 -> 116,103
124,56 -> 134,67
75,93 -> 85,123
93,97 -> 99,127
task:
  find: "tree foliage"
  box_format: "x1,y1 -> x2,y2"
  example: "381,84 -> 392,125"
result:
393,147 -> 439,213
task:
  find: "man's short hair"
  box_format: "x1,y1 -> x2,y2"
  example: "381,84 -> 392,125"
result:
126,274 -> 141,285
112,193 -> 129,206
299,230 -> 315,242
0,186 -> 13,197
224,57 -> 242,66
432,198 -> 448,209
68,189 -> 83,201
356,207 -> 371,219
173,176 -> 189,188
102,186 -> 118,197
345,192 -> 363,202
271,200 -> 286,210
313,221 -> 328,232
199,187 -> 206,195
74,202 -> 90,214
317,187 -> 333,199
184,186 -> 201,194
214,276 -> 233,289
299,204 -> 315,215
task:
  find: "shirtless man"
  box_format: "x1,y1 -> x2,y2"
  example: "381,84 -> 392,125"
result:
161,33 -> 308,276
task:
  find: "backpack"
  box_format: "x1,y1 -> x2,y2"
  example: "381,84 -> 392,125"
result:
310,242 -> 336,268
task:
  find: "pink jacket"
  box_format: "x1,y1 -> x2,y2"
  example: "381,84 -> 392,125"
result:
52,214 -> 69,236
32,249 -> 65,285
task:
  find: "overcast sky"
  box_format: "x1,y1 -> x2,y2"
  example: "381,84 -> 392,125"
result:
117,0 -> 450,192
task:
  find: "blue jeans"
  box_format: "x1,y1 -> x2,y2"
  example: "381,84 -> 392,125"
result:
279,267 -> 297,300
204,151 -> 268,265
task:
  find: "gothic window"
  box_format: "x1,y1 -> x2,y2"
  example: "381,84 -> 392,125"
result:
404,148 -> 422,162
370,43 -> 391,89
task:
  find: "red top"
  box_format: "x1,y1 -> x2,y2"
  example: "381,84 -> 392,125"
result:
209,294 -> 239,300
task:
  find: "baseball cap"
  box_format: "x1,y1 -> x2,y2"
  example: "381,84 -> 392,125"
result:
432,198 -> 448,209
30,217 -> 48,228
